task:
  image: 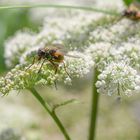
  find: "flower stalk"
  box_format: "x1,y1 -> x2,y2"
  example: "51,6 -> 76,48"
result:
29,87 -> 71,140
89,68 -> 100,140
0,4 -> 119,16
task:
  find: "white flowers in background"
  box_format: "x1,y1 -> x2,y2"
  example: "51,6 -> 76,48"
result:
109,19 -> 132,35
118,43 -> 140,69
95,0 -> 123,11
36,11 -> 103,47
4,31 -> 35,68
90,19 -> 139,43
127,35 -> 140,45
20,47 -> 39,65
36,17 -> 66,45
96,62 -> 140,96
42,11 -> 103,33
90,26 -> 115,42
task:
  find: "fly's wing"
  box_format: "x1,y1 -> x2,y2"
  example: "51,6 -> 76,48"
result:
65,54 -> 81,58
51,44 -> 64,49
45,43 -> 65,52
45,43 -> 63,49
46,43 -> 81,58
45,43 -> 67,54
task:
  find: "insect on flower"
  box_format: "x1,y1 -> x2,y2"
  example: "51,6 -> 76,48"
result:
26,44 -> 72,78
123,3 -> 140,20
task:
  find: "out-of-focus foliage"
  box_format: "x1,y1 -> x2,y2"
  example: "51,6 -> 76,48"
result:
136,0 -> 140,3
0,9 -> 39,73
123,0 -> 133,6
123,0 -> 140,6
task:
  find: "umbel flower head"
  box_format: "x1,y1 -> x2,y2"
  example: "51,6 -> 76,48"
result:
1,9 -> 140,97
118,43 -> 140,69
96,61 -> 140,96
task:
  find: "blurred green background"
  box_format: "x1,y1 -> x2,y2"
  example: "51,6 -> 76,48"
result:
0,8 -> 39,73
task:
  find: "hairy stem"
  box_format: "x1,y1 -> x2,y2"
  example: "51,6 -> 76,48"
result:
0,4 -> 119,16
88,68 -> 100,140
29,87 -> 71,140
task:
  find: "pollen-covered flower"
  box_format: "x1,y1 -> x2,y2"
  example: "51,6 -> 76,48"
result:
96,62 -> 140,96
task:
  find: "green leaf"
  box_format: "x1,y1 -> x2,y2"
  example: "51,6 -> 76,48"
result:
123,0 -> 133,6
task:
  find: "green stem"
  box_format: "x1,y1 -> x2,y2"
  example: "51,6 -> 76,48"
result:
29,87 -> 71,140
0,4 -> 119,16
89,68 -> 100,140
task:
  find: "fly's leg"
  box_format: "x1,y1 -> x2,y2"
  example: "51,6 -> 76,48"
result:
49,60 -> 59,74
49,60 -> 59,90
38,59 -> 46,73
25,57 -> 36,71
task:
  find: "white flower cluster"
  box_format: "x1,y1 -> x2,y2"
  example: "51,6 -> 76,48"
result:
84,16 -> 140,96
118,43 -> 140,69
2,9 -> 140,97
86,41 -> 140,96
65,51 -> 94,78
90,19 -> 140,43
96,62 -> 140,96
86,42 -> 112,61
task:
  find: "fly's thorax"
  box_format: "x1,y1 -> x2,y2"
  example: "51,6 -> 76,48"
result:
53,51 -> 64,62
47,49 -> 64,62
